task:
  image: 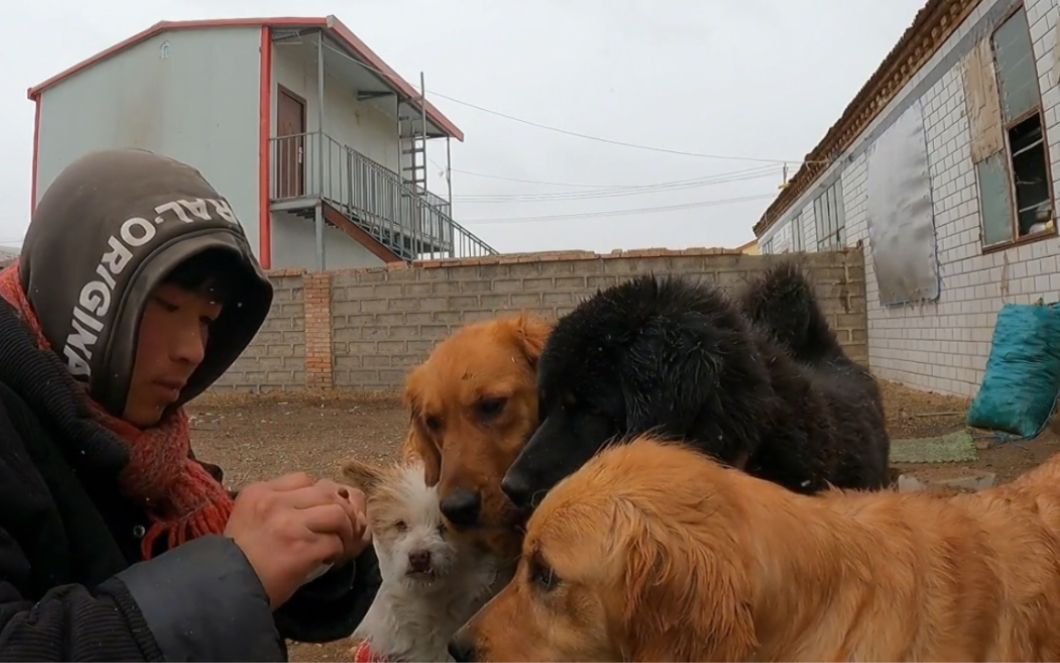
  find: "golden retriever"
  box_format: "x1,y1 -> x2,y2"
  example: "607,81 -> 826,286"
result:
451,436 -> 1060,662
403,313 -> 551,560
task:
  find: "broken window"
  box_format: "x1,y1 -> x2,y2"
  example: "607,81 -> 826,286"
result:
814,178 -> 846,251
979,7 -> 1055,248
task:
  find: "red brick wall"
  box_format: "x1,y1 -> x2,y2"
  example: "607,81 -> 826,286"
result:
302,272 -> 334,390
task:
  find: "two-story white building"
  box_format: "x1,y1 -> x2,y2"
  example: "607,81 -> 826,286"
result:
28,16 -> 498,271
754,0 -> 1060,398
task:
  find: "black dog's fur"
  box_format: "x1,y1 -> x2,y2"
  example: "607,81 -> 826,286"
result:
500,262 -> 890,509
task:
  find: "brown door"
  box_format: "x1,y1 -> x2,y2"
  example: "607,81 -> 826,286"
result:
276,87 -> 306,199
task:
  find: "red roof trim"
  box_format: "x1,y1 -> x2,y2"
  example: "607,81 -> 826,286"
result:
26,15 -> 464,142
325,16 -> 463,142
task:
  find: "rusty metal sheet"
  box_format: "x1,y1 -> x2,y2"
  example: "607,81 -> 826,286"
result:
865,98 -> 941,307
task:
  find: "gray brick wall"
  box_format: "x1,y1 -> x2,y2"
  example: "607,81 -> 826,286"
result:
211,250 -> 868,392
212,272 -> 307,391
327,250 -> 868,391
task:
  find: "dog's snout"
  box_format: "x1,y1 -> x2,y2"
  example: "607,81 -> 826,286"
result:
440,489 -> 482,528
448,634 -> 478,662
500,472 -> 531,510
408,549 -> 432,572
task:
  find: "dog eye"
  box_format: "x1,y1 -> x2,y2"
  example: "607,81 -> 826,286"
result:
477,397 -> 507,419
423,415 -> 441,432
395,520 -> 408,532
529,558 -> 559,592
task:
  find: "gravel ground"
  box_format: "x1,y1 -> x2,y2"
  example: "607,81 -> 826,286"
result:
188,379 -> 1060,662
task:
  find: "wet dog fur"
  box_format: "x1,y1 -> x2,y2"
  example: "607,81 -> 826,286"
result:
500,263 -> 889,509
454,437 -> 1060,662
403,313 -> 552,559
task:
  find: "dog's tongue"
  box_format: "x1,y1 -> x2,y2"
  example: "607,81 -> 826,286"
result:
351,640 -> 391,663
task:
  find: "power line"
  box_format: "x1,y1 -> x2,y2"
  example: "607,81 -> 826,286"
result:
454,167 -> 780,203
462,193 -> 777,225
451,164 -> 776,190
321,42 -> 816,166
431,92 -> 807,165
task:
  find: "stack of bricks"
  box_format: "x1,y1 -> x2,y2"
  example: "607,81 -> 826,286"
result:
210,248 -> 869,393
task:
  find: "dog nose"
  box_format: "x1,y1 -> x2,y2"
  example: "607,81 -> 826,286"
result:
500,472 -> 531,510
440,490 -> 482,528
448,635 -> 478,662
408,549 -> 431,573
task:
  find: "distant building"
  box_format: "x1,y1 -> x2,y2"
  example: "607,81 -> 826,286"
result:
753,0 -> 1060,398
28,16 -> 497,272
735,238 -> 759,255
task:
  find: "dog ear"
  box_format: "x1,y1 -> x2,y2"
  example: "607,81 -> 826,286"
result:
402,371 -> 443,487
341,458 -> 386,495
405,424 -> 442,487
618,515 -> 756,661
621,314 -> 764,456
509,313 -> 552,370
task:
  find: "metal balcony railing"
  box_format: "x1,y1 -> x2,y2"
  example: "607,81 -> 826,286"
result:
269,132 -> 497,260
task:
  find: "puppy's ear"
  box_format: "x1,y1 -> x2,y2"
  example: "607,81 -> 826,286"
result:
618,515 -> 756,661
341,458 -> 385,495
509,313 -> 552,370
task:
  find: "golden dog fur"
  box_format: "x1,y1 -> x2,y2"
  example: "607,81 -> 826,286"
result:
403,313 -> 551,559
455,436 -> 1060,662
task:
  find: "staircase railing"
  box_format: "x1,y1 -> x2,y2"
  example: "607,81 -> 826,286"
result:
269,132 -> 497,260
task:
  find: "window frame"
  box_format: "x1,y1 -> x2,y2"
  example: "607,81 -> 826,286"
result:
980,3 -> 1057,253
814,178 -> 846,251
791,212 -> 804,252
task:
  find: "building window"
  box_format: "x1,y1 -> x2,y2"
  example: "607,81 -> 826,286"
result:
791,212 -> 804,252
978,6 -> 1055,248
814,179 -> 845,251
761,237 -> 775,254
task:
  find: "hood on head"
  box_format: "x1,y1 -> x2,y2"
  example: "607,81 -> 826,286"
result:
20,149 -> 273,416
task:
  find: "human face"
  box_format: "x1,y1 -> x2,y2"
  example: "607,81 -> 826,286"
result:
123,282 -> 223,427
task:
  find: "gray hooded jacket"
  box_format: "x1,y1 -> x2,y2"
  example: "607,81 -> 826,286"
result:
20,148 -> 273,415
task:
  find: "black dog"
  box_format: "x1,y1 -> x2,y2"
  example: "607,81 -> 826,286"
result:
500,263 -> 890,511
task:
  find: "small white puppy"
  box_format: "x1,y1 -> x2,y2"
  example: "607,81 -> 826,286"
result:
342,457 -> 511,662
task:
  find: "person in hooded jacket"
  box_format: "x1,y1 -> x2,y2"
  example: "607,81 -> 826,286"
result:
0,149 -> 382,661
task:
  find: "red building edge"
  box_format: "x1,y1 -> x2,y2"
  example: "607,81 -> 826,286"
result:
25,16 -> 465,270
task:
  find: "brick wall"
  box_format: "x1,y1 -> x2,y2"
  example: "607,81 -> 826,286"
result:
212,249 -> 869,393
212,272 -> 307,392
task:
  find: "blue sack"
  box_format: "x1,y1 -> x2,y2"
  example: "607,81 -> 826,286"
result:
966,302 -> 1060,439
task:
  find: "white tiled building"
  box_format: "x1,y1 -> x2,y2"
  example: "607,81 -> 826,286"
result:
755,0 -> 1060,397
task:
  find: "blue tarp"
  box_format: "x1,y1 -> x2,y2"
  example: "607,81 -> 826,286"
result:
966,303 -> 1060,439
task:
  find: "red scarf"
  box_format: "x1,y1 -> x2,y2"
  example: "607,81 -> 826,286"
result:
0,260 -> 233,559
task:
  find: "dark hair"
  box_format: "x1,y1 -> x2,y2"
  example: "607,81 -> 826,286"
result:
161,248 -> 248,306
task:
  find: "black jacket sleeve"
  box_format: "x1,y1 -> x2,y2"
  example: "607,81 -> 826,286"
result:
0,532 -> 286,662
273,543 -> 382,643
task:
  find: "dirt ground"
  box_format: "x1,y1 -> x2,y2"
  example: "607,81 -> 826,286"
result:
188,379 -> 1060,662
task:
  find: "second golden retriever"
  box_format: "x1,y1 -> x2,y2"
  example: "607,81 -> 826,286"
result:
403,313 -> 551,560
452,436 -> 1060,662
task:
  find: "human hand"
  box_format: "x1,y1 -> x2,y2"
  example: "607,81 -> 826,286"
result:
224,472 -> 370,609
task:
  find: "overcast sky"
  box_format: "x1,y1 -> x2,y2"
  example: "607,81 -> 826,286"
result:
2,0 -> 925,254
